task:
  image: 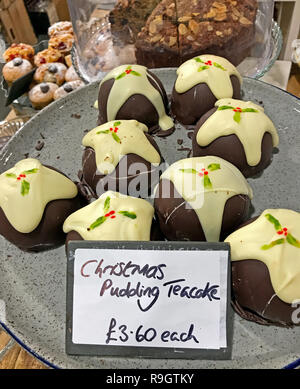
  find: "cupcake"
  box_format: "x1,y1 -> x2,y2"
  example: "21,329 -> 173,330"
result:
81,120 -> 162,199
2,58 -> 33,84
3,43 -> 35,63
0,158 -> 82,252
34,62 -> 67,86
154,156 -> 253,242
192,98 -> 279,177
97,64 -> 174,136
29,82 -> 58,109
63,191 -> 160,244
171,55 -> 242,125
53,80 -> 85,100
225,209 -> 300,327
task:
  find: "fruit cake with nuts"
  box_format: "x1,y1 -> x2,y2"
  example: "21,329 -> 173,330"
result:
109,0 -> 161,45
135,0 -> 257,67
135,0 -> 180,68
177,0 -> 257,66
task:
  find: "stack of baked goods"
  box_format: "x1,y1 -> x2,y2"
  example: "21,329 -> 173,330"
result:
1,55 -> 299,329
1,21 -> 85,109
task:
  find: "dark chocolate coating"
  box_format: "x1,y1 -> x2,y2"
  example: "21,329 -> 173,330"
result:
192,107 -> 274,178
97,70 -> 174,136
154,179 -> 251,241
0,166 -> 84,252
0,196 -> 82,252
232,259 -> 299,327
229,216 -> 300,327
171,75 -> 241,125
81,133 -> 163,199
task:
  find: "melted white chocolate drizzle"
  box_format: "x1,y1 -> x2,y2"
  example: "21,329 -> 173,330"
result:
82,120 -> 161,175
0,158 -> 78,233
100,65 -> 174,132
225,209 -> 300,304
63,191 -> 154,241
158,156 -> 253,242
197,99 -> 279,166
175,55 -> 242,98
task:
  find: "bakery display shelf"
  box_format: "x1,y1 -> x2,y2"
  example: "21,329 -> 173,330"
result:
0,71 -> 299,369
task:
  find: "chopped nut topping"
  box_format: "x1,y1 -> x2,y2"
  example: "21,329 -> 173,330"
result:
178,16 -> 192,22
189,19 -> 200,34
150,34 -> 162,43
216,30 -> 223,36
204,9 -> 217,18
207,25 -> 214,31
192,12 -> 200,16
149,21 -> 157,34
179,23 -> 188,35
232,14 -> 238,21
232,7 -> 241,17
166,8 -> 174,17
240,16 -> 252,25
186,35 -> 195,41
212,2 -> 227,12
214,13 -> 227,21
224,27 -> 233,35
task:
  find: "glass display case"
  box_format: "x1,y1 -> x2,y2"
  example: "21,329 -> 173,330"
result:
66,1 -> 282,81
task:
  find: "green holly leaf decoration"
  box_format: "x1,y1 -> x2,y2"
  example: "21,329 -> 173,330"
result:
115,72 -> 126,80
261,238 -> 285,250
286,233 -> 300,248
213,62 -> 226,71
20,180 -> 30,196
179,168 -> 197,174
6,173 -> 17,179
22,168 -> 39,174
97,129 -> 110,134
195,57 -> 205,63
131,70 -> 141,76
265,213 -> 282,231
111,132 -> 121,143
203,175 -> 212,189
207,163 -> 221,171
114,121 -> 121,127
218,105 -> 234,111
241,108 -> 258,113
104,196 -> 110,212
233,111 -> 241,123
88,216 -> 107,231
198,65 -> 210,72
118,211 -> 137,219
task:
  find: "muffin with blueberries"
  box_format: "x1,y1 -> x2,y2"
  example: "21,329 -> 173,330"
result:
34,62 -> 67,86
53,80 -> 85,100
29,82 -> 58,109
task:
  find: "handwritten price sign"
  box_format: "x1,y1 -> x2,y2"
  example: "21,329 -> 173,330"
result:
66,241 -> 232,359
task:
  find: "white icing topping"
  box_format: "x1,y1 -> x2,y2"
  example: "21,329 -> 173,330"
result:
63,191 -> 154,241
100,65 -> 174,132
197,99 -> 279,166
175,55 -> 242,99
0,159 -> 78,233
225,209 -> 300,304
82,120 -> 161,175
158,156 -> 253,242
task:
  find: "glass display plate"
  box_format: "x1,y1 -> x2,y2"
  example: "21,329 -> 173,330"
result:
0,71 -> 299,369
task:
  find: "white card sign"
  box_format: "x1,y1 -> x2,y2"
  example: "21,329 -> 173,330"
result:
66,241 -> 232,359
